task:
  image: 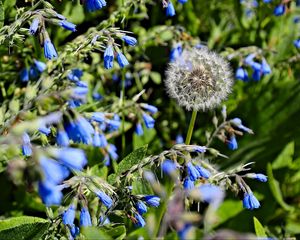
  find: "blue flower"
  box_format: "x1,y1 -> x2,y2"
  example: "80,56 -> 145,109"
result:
195,165 -> 210,179
20,68 -> 29,82
227,135 -> 238,150
59,20 -> 76,32
249,70 -> 261,81
92,92 -> 102,100
253,173 -> 268,182
122,36 -> 137,46
170,43 -> 182,62
135,123 -> 144,135
143,195 -> 160,207
65,117 -> 94,144
33,60 -> 46,72
176,134 -> 184,144
178,0 -> 188,4
183,178 -> 194,190
55,129 -> 68,147
135,213 -> 146,227
141,104 -> 158,114
187,162 -> 200,181
162,159 -> 177,175
95,190 -> 113,208
80,207 -> 92,227
136,201 -> 148,215
38,181 -> 63,206
230,118 -> 253,133
71,87 -> 89,99
274,4 -> 285,16
235,67 -> 249,81
44,39 -> 58,60
117,52 -> 129,68
142,113 -> 155,128
91,112 -> 105,123
93,132 -> 101,147
29,18 -> 39,35
21,132 -> 32,156
178,224 -> 192,240
263,0 -> 272,3
243,192 -> 260,209
166,1 -> 176,17
85,0 -> 107,12
107,144 -> 118,160
29,66 -> 39,79
104,45 -> 114,69
39,126 -> 51,135
70,225 -> 80,238
54,148 -> 87,170
244,53 -> 256,65
40,157 -> 69,184
261,59 -> 271,74
68,69 -> 83,82
99,216 -> 110,225
198,184 -> 224,204
99,133 -> 108,147
294,39 -> 300,49
294,16 -> 300,23
63,204 -> 76,225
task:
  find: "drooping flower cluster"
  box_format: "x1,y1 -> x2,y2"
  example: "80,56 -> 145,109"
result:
28,10 -> 77,60
103,34 -> 137,69
163,0 -> 189,17
20,60 -> 46,82
235,53 -> 271,81
135,103 -> 158,136
38,148 -> 87,206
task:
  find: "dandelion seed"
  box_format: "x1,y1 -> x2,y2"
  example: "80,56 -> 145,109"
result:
165,48 -> 233,111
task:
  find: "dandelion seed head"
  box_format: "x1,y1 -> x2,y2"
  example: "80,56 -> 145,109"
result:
165,48 -> 233,111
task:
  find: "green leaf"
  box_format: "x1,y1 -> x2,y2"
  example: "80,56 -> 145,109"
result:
214,200 -> 244,227
116,145 -> 148,175
0,0 -> 4,28
272,141 -> 294,169
253,217 -> 267,237
102,224 -> 126,240
133,128 -> 156,150
81,226 -> 113,240
108,145 -> 148,184
149,72 -> 161,84
267,163 -> 293,212
0,216 -> 49,240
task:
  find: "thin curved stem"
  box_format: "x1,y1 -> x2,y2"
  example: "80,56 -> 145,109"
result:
185,110 -> 198,145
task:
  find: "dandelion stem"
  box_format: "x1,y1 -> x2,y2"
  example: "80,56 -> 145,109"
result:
185,110 -> 197,145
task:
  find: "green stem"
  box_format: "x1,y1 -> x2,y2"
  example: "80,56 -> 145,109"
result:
185,110 -> 198,145
121,69 -> 126,157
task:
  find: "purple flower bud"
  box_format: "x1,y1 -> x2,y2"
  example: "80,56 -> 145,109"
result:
166,1 -> 176,17
243,192 -> 260,209
95,190 -> 113,208
274,4 -> 285,16
63,204 -> 76,225
80,207 -> 92,227
143,195 -> 160,207
117,52 -> 129,68
104,45 -> 114,69
29,18 -> 39,35
227,135 -> 238,150
44,39 -> 58,60
136,201 -> 148,215
59,20 -> 76,32
122,35 -> 137,46
135,213 -> 145,227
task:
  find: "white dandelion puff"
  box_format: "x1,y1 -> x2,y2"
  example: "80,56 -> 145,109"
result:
165,48 -> 233,111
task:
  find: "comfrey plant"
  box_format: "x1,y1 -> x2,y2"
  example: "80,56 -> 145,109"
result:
1,0 -> 298,239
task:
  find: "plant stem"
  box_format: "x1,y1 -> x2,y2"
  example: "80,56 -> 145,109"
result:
121,69 -> 126,157
185,110 -> 198,145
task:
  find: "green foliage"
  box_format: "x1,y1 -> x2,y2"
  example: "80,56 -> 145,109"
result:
0,216 -> 49,240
